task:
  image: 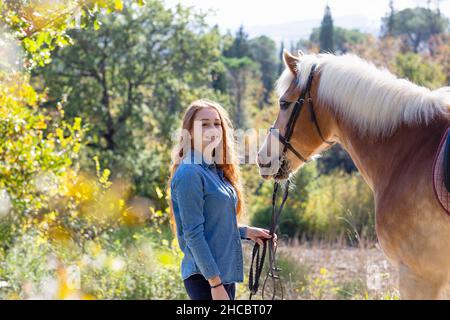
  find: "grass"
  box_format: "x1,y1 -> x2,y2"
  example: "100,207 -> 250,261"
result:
237,239 -> 400,300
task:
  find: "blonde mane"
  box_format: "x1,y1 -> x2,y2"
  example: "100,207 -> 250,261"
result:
276,53 -> 449,137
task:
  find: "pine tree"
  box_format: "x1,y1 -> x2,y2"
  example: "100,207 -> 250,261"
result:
224,25 -> 250,58
381,0 -> 396,38
319,5 -> 334,53
278,41 -> 285,75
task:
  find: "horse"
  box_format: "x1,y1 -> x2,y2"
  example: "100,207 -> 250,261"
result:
257,50 -> 450,299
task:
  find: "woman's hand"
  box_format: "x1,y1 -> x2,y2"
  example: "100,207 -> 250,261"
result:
211,285 -> 230,300
246,226 -> 277,246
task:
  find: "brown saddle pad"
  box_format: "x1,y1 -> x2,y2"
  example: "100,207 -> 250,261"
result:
432,127 -> 450,214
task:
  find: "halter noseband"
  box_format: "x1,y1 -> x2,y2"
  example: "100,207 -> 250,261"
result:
270,64 -> 335,163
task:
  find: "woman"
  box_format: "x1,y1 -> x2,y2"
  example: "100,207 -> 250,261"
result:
168,99 -> 276,300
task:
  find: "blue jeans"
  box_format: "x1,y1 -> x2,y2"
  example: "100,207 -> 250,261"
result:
183,273 -> 236,300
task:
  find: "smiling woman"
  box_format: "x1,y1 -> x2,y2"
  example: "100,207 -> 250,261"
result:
167,99 -> 276,300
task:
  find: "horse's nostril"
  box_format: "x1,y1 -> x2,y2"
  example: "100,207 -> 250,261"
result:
258,159 -> 272,168
257,154 -> 275,168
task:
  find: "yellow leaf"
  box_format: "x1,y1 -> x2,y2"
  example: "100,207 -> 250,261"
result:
115,0 -> 123,11
155,186 -> 163,199
157,251 -> 174,266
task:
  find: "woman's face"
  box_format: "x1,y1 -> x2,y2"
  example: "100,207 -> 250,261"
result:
191,107 -> 223,151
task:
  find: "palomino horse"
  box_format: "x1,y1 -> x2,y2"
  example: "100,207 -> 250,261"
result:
257,51 -> 450,299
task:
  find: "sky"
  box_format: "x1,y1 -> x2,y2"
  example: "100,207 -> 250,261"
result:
165,0 -> 450,31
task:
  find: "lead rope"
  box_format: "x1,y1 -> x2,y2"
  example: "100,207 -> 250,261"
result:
248,180 -> 291,300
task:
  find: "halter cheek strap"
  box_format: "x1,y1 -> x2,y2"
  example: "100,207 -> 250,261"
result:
270,64 -> 335,163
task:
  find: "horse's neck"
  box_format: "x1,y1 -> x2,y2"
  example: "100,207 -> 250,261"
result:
335,116 -> 449,193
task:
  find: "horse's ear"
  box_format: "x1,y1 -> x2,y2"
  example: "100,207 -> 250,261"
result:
298,49 -> 305,57
283,50 -> 299,75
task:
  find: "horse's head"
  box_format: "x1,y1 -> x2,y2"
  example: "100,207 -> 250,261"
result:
257,51 -> 338,180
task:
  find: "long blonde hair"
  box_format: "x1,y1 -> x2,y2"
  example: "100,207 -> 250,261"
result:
167,99 -> 246,235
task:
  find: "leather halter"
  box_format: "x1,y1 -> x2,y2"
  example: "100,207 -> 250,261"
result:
248,65 -> 337,300
269,64 -> 335,163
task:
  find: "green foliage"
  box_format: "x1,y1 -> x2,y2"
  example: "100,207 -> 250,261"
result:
276,252 -> 310,292
278,41 -> 285,75
223,25 -> 251,58
319,5 -> 334,53
310,27 -> 368,54
250,165 -> 375,244
303,170 -> 375,243
381,0 -> 396,38
0,230 -> 54,296
0,0 -> 187,300
221,57 -> 260,129
301,267 -> 338,299
394,52 -> 446,89
250,163 -> 317,239
382,7 -> 449,52
0,225 -> 187,299
36,1 -> 226,206
0,0 -> 143,69
317,145 -> 357,174
80,231 -> 186,299
0,70 -> 85,246
249,36 -> 278,106
220,26 -> 264,129
335,278 -> 368,300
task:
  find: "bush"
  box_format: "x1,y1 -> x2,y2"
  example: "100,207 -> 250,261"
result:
0,226 -> 187,300
249,162 -> 317,239
394,52 -> 446,89
249,164 -> 375,245
303,170 -> 375,244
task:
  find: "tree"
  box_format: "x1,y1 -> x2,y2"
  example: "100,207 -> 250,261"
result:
0,0 -> 141,246
317,146 -> 357,175
0,0 -> 136,69
249,36 -> 278,107
319,5 -> 334,53
431,33 -> 450,85
222,57 -> 258,128
221,26 -> 261,128
310,27 -> 368,54
381,0 -> 396,38
223,25 -> 251,58
36,2 -> 225,202
382,7 -> 449,53
278,41 -> 285,75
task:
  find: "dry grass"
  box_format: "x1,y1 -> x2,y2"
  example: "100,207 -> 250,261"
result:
237,240 -> 400,300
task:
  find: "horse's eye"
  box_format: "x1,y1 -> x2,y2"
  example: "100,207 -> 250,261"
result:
279,100 -> 290,110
